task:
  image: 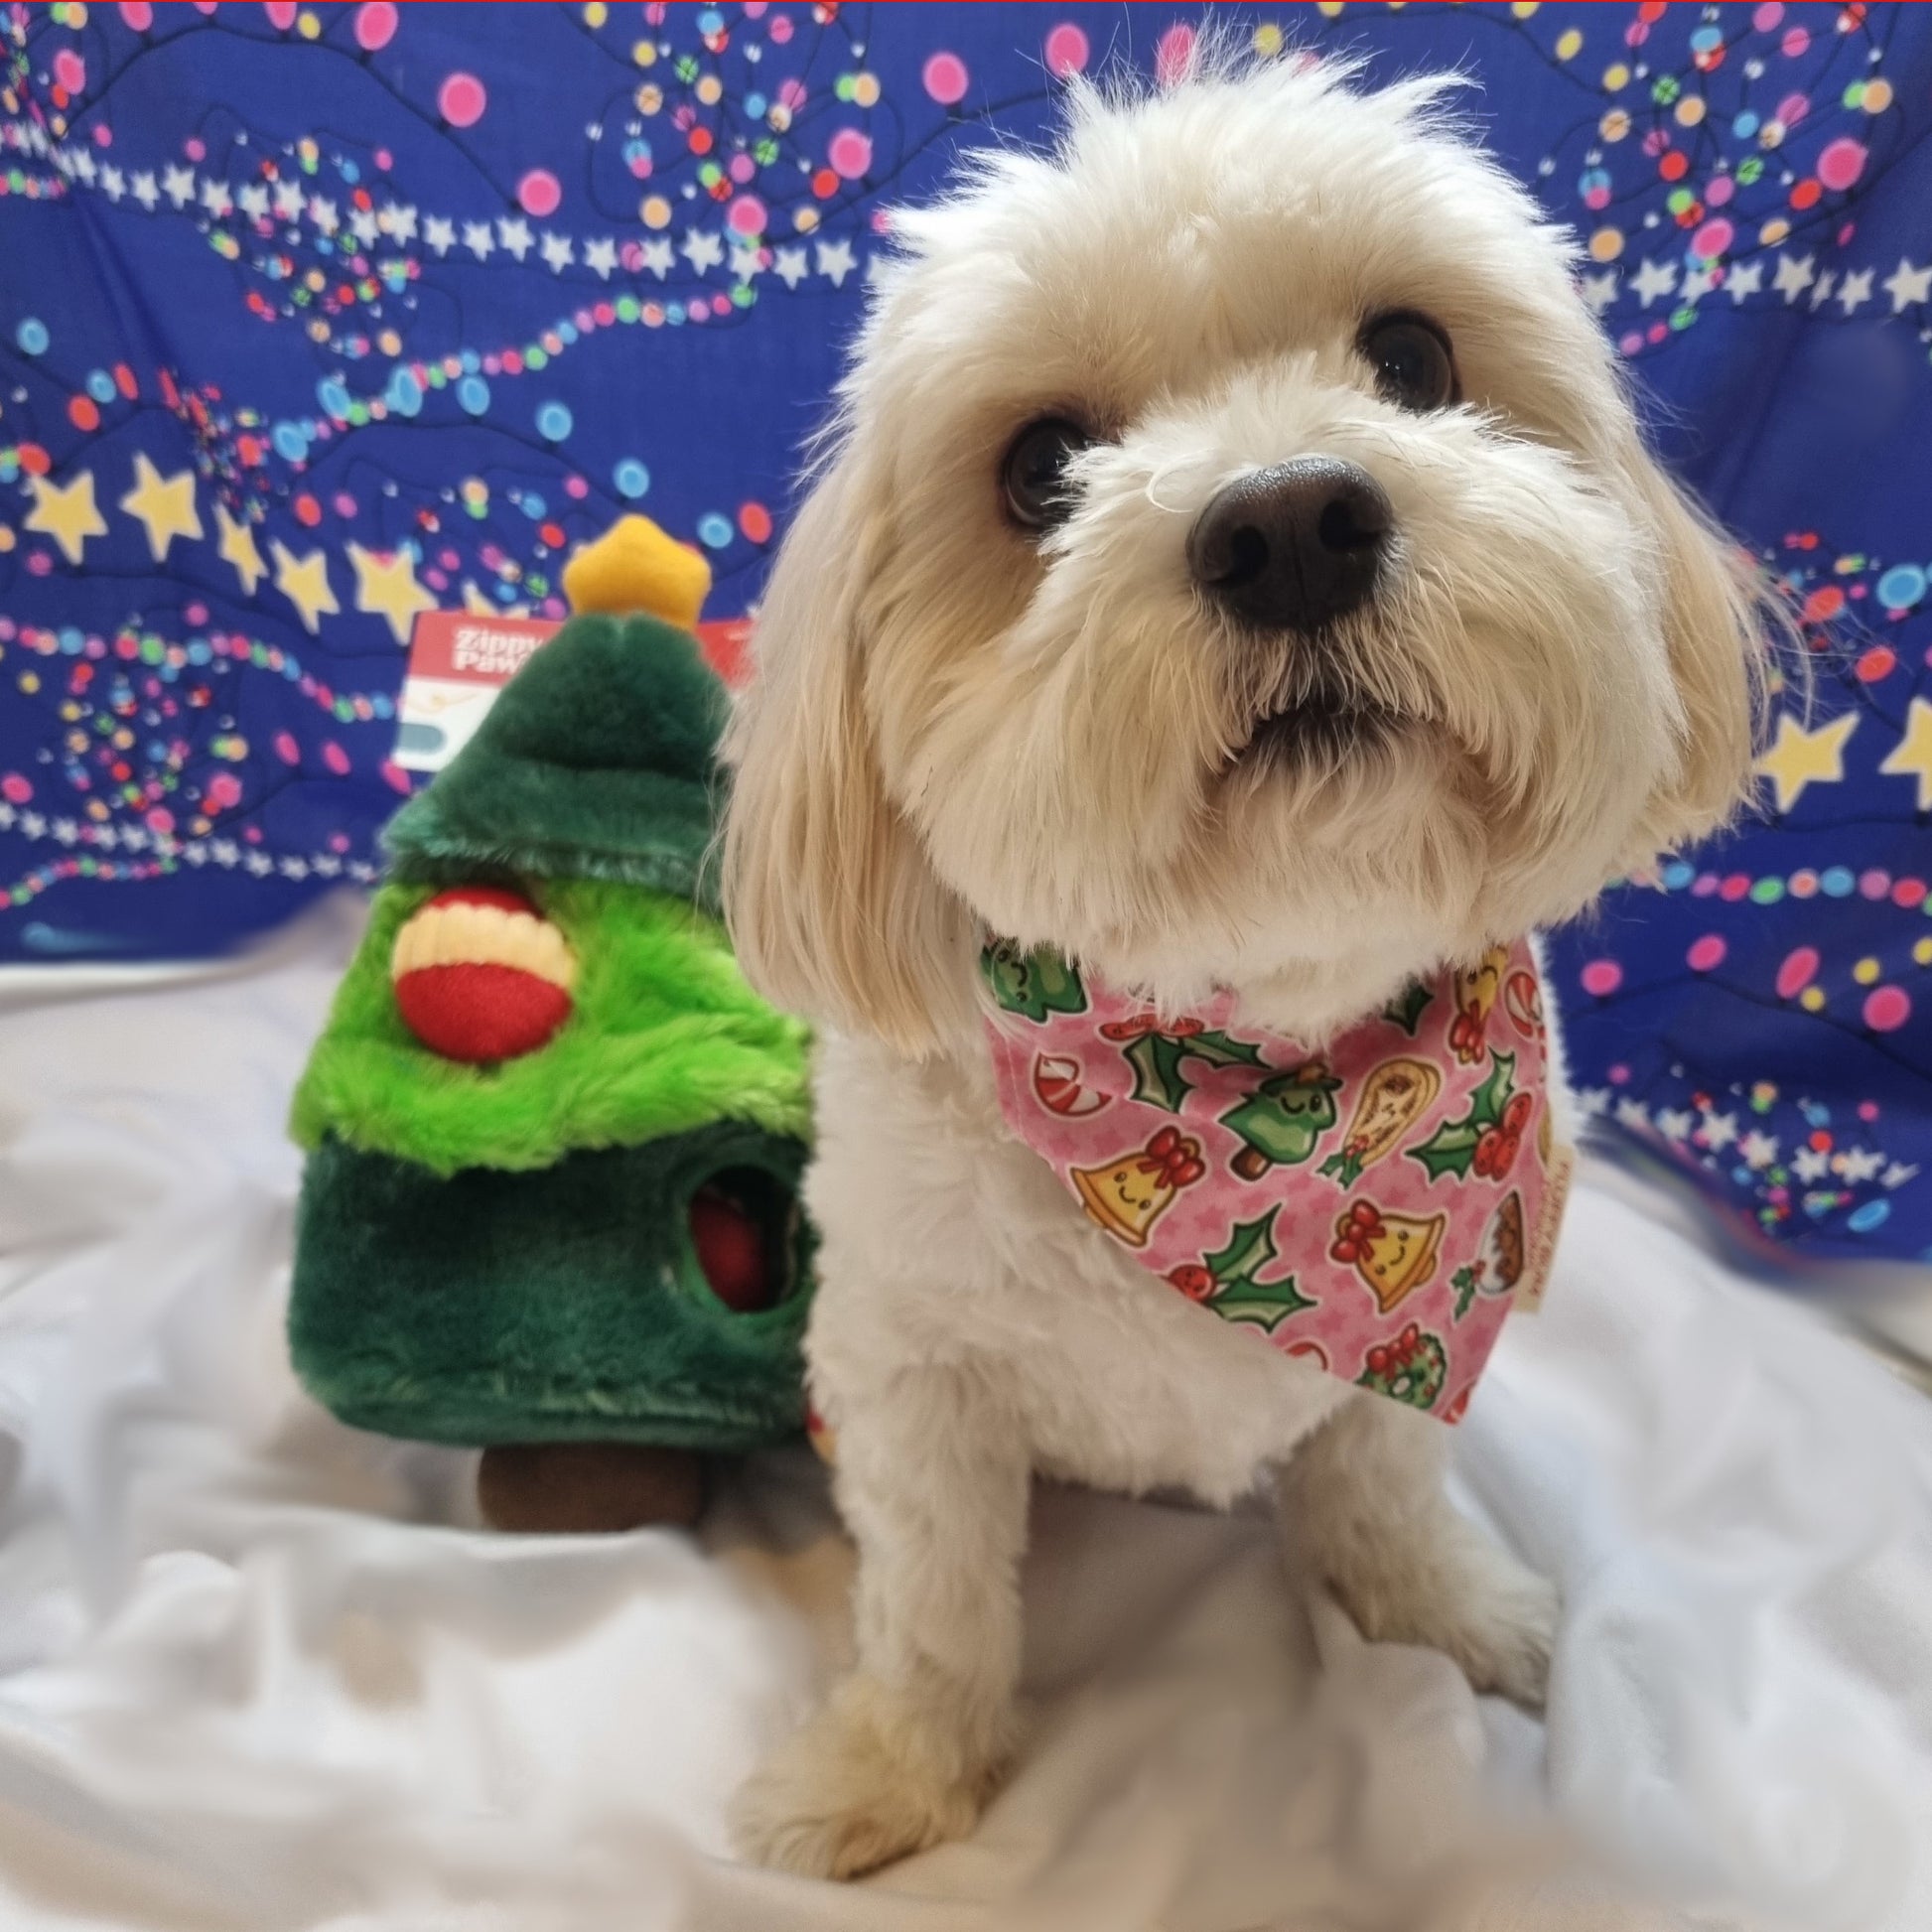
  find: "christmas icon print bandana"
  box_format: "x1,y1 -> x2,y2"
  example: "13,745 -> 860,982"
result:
980,936 -> 1572,1424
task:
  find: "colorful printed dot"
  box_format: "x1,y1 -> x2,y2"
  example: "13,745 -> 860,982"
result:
827,128 -> 872,180
535,401 -> 573,441
1776,947 -> 1819,999
16,318 -> 48,355
1800,986 -> 1827,1013
1692,217 -> 1733,259
0,773 -> 32,805
1688,934 -> 1726,972
54,50 -> 85,94
1914,938 -> 1932,967
354,1 -> 397,51
1580,958 -> 1622,998
1822,868 -> 1856,898
68,395 -> 99,432
273,732 -> 300,764
696,512 -> 733,550
1857,645 -> 1896,682
738,501 -> 772,544
1849,1199 -> 1891,1234
1556,27 -> 1583,59
614,459 -> 649,498
1816,137 -> 1867,193
1863,986 -> 1911,1033
1876,565 -> 1925,609
1896,879 -> 1928,909
518,170 -> 562,218
439,72 -> 486,127
1860,870 -> 1891,900
1854,957 -> 1881,986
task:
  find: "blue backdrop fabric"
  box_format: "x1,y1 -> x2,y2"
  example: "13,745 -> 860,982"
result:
2,1 -> 1931,1263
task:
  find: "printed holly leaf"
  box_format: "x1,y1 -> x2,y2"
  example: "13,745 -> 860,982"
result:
1452,1265 -> 1479,1321
980,940 -> 1087,1023
1407,1051 -> 1518,1184
1382,981 -> 1434,1036
1212,1278 -> 1317,1331
1201,1209 -> 1316,1329
1123,1026 -> 1265,1112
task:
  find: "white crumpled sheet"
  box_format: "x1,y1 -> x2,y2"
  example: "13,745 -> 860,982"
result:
1,895 -> 1929,1932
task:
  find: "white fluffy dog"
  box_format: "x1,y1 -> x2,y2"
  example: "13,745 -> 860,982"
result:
722,51 -> 1764,1880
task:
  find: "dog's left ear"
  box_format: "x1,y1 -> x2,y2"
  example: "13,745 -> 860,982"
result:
1622,451 -> 1772,863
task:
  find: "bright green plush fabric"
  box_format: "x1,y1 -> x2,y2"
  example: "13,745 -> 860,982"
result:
291,1124 -> 811,1451
381,612 -> 729,910
290,875 -> 811,1176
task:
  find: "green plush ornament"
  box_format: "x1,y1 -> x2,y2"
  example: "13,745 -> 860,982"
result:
288,518 -> 814,1532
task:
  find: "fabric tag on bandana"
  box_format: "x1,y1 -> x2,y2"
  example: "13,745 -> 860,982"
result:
980,937 -> 1572,1424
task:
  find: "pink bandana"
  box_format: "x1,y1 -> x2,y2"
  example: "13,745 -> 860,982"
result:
980,938 -> 1571,1423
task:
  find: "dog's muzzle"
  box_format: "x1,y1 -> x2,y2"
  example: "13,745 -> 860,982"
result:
1187,458 -> 1391,632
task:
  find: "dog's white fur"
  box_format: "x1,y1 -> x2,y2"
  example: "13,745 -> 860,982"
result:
722,53 -> 1764,1880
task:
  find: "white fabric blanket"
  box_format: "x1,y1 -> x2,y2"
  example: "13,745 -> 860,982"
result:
1,896 -> 1928,1932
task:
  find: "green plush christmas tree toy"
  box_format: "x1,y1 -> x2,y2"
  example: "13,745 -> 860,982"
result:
287,518 -> 813,1532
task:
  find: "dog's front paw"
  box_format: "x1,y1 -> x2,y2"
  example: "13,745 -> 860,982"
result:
732,1678 -> 991,1879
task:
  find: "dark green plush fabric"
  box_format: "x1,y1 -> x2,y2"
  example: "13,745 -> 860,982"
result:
290,876 -> 811,1176
383,612 -> 729,910
290,1124 -> 812,1451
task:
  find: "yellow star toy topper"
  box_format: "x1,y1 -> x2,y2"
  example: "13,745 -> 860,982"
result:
214,501 -> 267,597
1755,708 -> 1859,815
1879,696 -> 1932,812
24,470 -> 107,566
118,452 -> 203,563
270,540 -> 341,634
561,515 -> 710,630
348,541 -> 437,646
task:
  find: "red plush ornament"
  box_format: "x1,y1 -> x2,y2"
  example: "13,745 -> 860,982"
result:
688,1181 -> 775,1311
390,885 -> 577,1064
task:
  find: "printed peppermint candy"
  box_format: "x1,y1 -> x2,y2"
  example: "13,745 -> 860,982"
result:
1166,1208 -> 1314,1332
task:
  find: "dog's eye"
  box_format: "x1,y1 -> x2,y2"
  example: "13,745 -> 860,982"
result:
1360,314 -> 1456,412
1002,417 -> 1093,531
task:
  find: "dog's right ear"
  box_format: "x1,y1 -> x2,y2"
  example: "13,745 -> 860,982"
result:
721,446 -> 966,1057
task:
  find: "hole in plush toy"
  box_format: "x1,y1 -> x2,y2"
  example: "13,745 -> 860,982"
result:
688,1166 -> 798,1313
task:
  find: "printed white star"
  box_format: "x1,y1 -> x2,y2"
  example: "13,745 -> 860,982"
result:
210,840 -> 239,868
163,164 -> 196,207
424,215 -> 456,255
584,236 -> 618,279
1654,1106 -> 1695,1145
348,862 -> 378,883
1630,257 -> 1678,308
1791,1146 -> 1831,1182
639,237 -> 674,278
1699,1110 -> 1739,1152
1739,1129 -> 1779,1171
1883,1162 -> 1919,1189
1680,262 -> 1720,306
1725,258 -> 1764,303
236,182 -> 268,219
539,231 -> 574,271
1808,270 -> 1836,311
1836,268 -> 1873,315
70,150 -> 95,186
1773,252 -> 1815,303
0,804 -> 16,831
278,856 -> 310,881
1836,1147 -> 1885,1183
309,196 -> 339,235
244,851 -> 274,878
1881,258 -> 1932,313
273,180 -> 305,220
1579,270 -> 1617,316
680,227 -> 724,273
772,244 -> 808,289
1614,1097 -> 1650,1132
1575,1087 -> 1610,1119
100,164 -> 125,201
815,237 -> 857,287
19,812 -> 46,840
131,170 -> 159,209
729,242 -> 763,282
313,854 -> 342,878
183,842 -> 207,867
200,177 -> 233,218
52,818 -> 77,846
93,823 -> 121,849
348,207 -> 379,245
385,204 -> 417,241
463,220 -> 494,260
497,215 -> 533,260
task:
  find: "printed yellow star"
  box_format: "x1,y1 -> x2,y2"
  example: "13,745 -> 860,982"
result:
24,470 -> 107,565
348,541 -> 437,645
270,540 -> 340,633
1879,696 -> 1932,811
1755,708 -> 1859,814
117,452 -> 203,563
214,501 -> 267,596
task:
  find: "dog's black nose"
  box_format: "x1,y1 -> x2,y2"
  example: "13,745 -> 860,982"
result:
1187,458 -> 1393,630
